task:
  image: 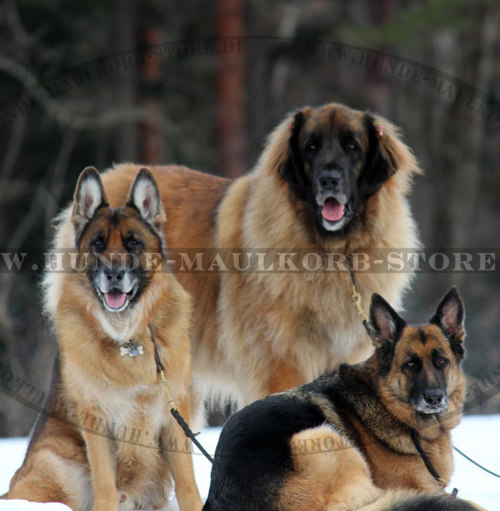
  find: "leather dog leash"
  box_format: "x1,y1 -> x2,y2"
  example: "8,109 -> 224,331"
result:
148,325 -> 214,464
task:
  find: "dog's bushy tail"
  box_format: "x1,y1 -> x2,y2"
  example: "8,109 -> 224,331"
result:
360,490 -> 483,511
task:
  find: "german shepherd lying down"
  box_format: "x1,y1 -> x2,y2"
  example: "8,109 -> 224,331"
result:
7,168 -> 202,510
204,289 -> 481,511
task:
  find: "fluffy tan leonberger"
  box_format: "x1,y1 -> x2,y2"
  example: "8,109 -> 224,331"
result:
45,102 -> 421,410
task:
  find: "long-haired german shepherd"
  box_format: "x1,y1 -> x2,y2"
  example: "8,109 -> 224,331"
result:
44,102 -> 421,409
6,168 -> 202,510
204,288 -> 482,511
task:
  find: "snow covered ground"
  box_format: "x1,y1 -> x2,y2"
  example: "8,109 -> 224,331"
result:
1,416 -> 499,510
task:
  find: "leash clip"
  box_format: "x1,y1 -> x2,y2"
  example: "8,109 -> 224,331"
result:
351,285 -> 368,323
349,267 -> 377,346
158,368 -> 177,412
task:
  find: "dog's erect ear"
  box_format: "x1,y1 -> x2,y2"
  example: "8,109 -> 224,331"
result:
430,287 -> 465,335
126,168 -> 166,227
430,287 -> 465,360
279,109 -> 309,198
370,293 -> 406,345
359,113 -> 419,197
72,166 -> 108,232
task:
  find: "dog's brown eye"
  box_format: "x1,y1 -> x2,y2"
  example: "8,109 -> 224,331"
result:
403,360 -> 416,370
435,357 -> 449,368
91,237 -> 105,250
306,143 -> 317,152
126,236 -> 143,250
346,141 -> 358,151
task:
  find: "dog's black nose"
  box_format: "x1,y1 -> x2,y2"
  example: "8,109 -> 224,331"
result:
423,389 -> 445,406
318,169 -> 342,191
105,268 -> 125,284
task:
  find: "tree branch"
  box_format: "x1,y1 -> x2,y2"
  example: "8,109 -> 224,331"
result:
4,0 -> 33,49
0,55 -> 151,130
44,129 -> 78,232
0,110 -> 28,204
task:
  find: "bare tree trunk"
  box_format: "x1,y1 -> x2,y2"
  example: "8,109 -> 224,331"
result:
109,0 -> 138,161
432,10 -> 496,245
270,3 -> 300,99
446,12 -> 496,249
216,0 -> 247,177
140,27 -> 164,165
428,6 -> 497,298
364,0 -> 396,112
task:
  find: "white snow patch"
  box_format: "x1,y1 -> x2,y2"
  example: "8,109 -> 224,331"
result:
0,503 -> 71,511
447,415 -> 500,510
1,417 -> 499,510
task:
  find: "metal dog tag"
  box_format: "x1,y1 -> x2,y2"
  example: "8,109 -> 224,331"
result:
120,341 -> 144,358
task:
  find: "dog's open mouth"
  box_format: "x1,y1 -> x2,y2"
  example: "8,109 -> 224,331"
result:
99,286 -> 137,312
104,289 -> 128,310
321,197 -> 345,222
317,195 -> 351,232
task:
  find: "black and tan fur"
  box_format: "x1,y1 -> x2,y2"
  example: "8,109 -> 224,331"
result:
44,102 -> 421,409
6,168 -> 202,510
204,289 -> 482,511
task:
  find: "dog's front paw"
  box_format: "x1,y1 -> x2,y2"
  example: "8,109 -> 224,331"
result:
176,492 -> 204,511
92,496 -> 119,511
118,493 -> 136,511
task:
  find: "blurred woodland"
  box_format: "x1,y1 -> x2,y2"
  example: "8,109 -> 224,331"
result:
0,0 -> 499,436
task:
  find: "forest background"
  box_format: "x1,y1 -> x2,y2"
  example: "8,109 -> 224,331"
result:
0,0 -> 499,436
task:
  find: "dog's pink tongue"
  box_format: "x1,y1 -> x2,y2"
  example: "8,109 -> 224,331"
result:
322,198 -> 345,221
105,290 -> 126,309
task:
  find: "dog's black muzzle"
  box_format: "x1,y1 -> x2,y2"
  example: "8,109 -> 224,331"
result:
316,168 -> 343,195
413,387 -> 449,415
